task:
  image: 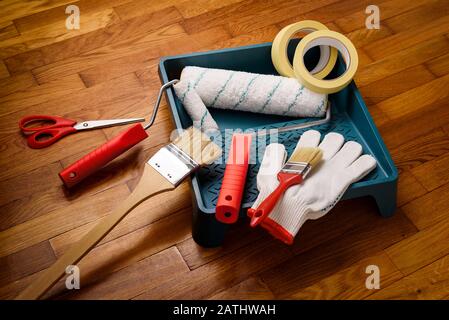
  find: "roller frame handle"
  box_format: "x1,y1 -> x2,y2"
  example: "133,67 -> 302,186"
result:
59,124 -> 148,188
215,134 -> 252,224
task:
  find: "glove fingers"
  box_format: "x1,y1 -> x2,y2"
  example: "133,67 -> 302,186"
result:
317,132 -> 345,160
292,130 -> 321,154
257,143 -> 286,179
331,141 -> 363,169
343,154 -> 377,184
254,144 -> 287,206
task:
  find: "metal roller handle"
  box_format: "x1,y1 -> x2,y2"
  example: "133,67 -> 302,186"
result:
144,79 -> 179,130
257,102 -> 332,137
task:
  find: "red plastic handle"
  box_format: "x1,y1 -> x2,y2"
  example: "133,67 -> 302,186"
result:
215,133 -> 252,224
19,115 -> 76,132
26,126 -> 78,149
59,124 -> 148,188
249,172 -> 303,227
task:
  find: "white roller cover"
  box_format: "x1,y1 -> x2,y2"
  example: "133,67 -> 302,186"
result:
174,66 -> 328,132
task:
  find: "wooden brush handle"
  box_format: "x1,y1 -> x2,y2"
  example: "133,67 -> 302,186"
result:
16,164 -> 174,300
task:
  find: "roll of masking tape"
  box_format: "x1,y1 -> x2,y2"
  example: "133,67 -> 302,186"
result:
293,30 -> 358,94
271,20 -> 338,79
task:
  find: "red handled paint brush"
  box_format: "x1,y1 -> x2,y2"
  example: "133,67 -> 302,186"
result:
248,146 -> 322,227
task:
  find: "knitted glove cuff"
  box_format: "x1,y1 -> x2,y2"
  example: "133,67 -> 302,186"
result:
261,217 -> 295,245
268,196 -> 310,237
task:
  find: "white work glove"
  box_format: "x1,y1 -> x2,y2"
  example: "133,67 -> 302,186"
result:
248,130 -> 377,245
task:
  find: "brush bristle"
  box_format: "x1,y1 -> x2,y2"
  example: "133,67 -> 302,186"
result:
173,127 -> 222,165
288,147 -> 323,167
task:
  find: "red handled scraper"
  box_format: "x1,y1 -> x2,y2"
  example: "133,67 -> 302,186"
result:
215,133 -> 252,224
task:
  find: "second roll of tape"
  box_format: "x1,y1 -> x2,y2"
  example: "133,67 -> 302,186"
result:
272,21 -> 358,94
271,20 -> 338,79
294,30 -> 358,94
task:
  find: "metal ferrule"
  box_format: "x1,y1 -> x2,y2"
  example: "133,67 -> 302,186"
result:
281,161 -> 312,178
147,143 -> 199,186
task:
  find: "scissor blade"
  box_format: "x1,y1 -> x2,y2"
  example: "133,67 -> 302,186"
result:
74,118 -> 145,131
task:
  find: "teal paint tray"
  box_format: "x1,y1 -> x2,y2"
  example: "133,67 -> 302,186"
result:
158,40 -> 398,247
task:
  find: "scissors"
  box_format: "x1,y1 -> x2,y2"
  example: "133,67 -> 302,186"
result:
19,115 -> 145,149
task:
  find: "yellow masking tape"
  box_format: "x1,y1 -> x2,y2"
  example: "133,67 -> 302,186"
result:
271,20 -> 338,79
293,30 -> 358,94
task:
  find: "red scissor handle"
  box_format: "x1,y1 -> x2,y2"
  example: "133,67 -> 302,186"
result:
19,115 -> 76,132
19,115 -> 78,149
26,126 -> 78,149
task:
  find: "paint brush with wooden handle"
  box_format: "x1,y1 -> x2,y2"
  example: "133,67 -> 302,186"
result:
16,127 -> 221,300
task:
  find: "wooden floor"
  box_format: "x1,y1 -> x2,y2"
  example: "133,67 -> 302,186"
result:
0,0 -> 449,300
